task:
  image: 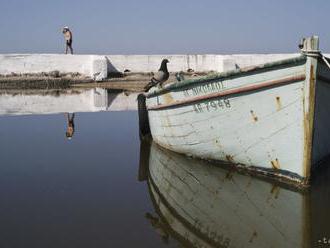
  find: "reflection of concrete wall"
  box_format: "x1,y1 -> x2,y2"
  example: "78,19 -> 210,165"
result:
93,88 -> 108,109
0,90 -> 95,115
107,92 -> 138,111
0,90 -> 138,116
93,88 -> 138,111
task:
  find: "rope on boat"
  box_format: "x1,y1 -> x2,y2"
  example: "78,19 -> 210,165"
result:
322,55 -> 330,70
137,93 -> 151,139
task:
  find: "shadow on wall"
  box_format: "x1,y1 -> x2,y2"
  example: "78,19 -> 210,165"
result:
106,57 -> 123,78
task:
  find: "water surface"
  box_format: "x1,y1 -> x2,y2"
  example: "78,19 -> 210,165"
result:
0,111 -> 178,247
0,89 -> 330,248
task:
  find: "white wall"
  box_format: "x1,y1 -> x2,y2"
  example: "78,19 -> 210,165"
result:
1,53 -> 329,78
105,54 -> 303,73
105,55 -> 224,72
0,54 -> 107,81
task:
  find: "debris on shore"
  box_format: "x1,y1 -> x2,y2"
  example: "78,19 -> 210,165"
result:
0,71 -> 211,92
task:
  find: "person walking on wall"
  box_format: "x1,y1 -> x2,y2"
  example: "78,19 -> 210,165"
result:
62,26 -> 73,54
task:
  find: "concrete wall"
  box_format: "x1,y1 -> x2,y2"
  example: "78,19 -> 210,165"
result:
1,53 -> 329,79
105,54 -> 301,73
106,55 -> 225,72
0,54 -> 107,81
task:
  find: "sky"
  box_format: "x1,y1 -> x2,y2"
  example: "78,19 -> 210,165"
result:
0,0 -> 329,54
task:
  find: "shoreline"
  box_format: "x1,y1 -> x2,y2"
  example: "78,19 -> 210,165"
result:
1,53 -> 328,91
0,71 -> 209,92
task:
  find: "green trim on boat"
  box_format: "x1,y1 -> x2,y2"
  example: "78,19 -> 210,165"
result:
146,55 -> 307,98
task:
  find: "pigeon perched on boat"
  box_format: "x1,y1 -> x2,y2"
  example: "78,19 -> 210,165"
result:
175,71 -> 185,82
144,59 -> 170,92
298,38 -> 305,50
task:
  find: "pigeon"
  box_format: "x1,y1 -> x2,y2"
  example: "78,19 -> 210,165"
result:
144,59 -> 170,92
175,71 -> 185,82
298,38 -> 305,50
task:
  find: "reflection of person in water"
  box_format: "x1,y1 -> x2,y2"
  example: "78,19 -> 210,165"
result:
145,213 -> 169,243
65,113 -> 75,139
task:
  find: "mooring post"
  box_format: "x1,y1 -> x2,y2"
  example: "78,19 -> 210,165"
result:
137,93 -> 151,139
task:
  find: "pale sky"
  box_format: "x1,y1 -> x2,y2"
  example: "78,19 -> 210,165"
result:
0,0 -> 329,54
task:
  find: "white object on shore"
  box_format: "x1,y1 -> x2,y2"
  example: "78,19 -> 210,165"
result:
91,55 -> 108,81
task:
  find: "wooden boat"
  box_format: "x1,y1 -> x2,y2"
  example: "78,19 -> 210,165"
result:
144,141 -> 314,248
139,36 -> 330,185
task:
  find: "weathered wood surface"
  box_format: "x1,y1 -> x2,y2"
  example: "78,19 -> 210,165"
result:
146,57 -> 308,180
147,142 -> 310,248
145,48 -> 330,183
311,61 -> 330,167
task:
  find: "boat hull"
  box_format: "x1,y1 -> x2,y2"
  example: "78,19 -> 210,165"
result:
145,55 -> 330,183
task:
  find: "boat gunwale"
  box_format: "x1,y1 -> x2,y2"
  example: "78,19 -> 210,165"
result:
147,74 -> 306,111
145,55 -> 307,98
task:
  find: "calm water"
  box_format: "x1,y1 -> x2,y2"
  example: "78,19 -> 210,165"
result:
0,111 -> 179,247
0,89 -> 330,247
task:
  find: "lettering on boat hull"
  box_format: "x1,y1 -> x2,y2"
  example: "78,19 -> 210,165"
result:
193,98 -> 231,113
184,81 -> 225,97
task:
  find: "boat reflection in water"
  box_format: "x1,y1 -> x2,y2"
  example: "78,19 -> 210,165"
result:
139,141 -> 330,248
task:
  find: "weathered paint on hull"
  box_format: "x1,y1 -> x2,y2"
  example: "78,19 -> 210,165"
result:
145,54 -> 330,184
312,61 -> 330,167
147,142 -> 311,248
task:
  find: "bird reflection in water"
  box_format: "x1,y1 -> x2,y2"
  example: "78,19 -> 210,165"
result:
65,113 -> 75,139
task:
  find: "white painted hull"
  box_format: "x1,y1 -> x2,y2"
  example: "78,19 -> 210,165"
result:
145,54 -> 330,183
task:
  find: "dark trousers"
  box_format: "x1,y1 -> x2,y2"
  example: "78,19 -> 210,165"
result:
65,40 -> 73,54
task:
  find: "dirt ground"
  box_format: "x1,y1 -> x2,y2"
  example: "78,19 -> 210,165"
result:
0,71 -> 211,92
